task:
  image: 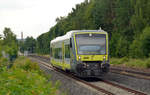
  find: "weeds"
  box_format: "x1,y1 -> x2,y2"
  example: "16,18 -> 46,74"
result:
0,56 -> 61,95
110,57 -> 150,69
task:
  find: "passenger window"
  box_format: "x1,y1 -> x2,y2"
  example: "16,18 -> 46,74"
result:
65,45 -> 70,58
54,48 -> 62,59
50,47 -> 52,57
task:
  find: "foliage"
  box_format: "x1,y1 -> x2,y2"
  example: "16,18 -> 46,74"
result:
129,37 -> 143,58
12,56 -> 40,72
19,36 -> 36,53
0,57 -> 8,72
0,40 -> 2,57
36,0 -> 150,58
0,57 -> 60,95
0,27 -> 18,61
110,57 -> 150,69
36,32 -> 51,54
130,27 -> 150,58
0,35 -> 2,39
140,27 -> 150,57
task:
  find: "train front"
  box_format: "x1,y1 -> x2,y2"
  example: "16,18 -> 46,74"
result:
74,31 -> 109,77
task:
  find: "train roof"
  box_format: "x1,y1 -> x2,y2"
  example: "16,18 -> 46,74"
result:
50,30 -> 107,44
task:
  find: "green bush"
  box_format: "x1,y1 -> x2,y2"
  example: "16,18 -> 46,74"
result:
0,57 -> 8,72
129,38 -> 143,58
110,57 -> 150,69
110,57 -> 129,65
130,27 -> 150,58
13,57 -> 40,72
0,57 -> 61,95
0,69 -> 59,95
145,58 -> 150,68
140,27 -> 150,57
119,57 -> 129,63
126,59 -> 145,68
0,57 -> 8,66
110,58 -> 122,65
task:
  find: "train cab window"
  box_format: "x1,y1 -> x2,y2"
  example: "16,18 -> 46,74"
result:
65,45 -> 70,58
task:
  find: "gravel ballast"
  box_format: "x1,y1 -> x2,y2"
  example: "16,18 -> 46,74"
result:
30,57 -> 149,95
104,72 -> 150,95
30,58 -> 105,95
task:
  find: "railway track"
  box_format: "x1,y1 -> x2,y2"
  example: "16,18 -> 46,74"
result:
110,67 -> 150,80
29,55 -> 114,95
28,55 -> 147,95
29,55 -> 150,80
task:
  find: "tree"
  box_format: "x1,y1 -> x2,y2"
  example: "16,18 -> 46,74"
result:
36,0 -> 150,58
19,37 -> 36,53
24,37 -> 36,53
0,35 -> 2,39
2,27 -> 18,61
36,32 -> 51,54
140,27 -> 150,57
129,37 -> 143,58
0,36 -> 2,57
3,28 -> 17,45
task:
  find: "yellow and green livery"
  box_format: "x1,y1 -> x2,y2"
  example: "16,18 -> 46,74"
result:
50,29 -> 109,77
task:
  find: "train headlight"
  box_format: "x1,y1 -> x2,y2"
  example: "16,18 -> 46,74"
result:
103,56 -> 106,64
103,56 -> 106,59
79,56 -> 81,60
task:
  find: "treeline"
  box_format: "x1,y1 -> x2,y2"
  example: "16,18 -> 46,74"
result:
19,36 -> 36,54
36,0 -> 150,58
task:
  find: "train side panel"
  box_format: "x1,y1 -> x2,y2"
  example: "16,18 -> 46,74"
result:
50,30 -> 110,77
50,39 -> 71,71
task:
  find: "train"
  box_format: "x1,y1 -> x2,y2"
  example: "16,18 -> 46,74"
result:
50,29 -> 109,77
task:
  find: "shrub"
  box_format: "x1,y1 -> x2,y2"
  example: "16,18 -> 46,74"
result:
13,57 -> 40,71
126,59 -> 145,68
119,57 -> 129,63
140,27 -> 150,57
0,57 -> 61,95
0,57 -> 8,72
110,57 -> 150,69
130,27 -> 150,58
110,58 -> 122,65
0,69 -> 59,95
145,58 -> 150,68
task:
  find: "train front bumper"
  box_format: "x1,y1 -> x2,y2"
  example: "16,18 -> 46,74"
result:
76,61 -> 110,77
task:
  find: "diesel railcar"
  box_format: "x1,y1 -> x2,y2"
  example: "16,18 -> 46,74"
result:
50,30 -> 109,77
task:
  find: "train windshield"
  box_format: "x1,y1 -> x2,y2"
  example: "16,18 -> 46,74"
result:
75,33 -> 106,55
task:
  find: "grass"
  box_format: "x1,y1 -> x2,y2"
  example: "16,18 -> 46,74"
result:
0,56 -> 63,95
37,54 -> 50,58
110,57 -> 150,69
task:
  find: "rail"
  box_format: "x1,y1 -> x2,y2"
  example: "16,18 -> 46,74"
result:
28,55 -> 147,95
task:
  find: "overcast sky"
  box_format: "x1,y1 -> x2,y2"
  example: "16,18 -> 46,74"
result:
0,0 -> 84,39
